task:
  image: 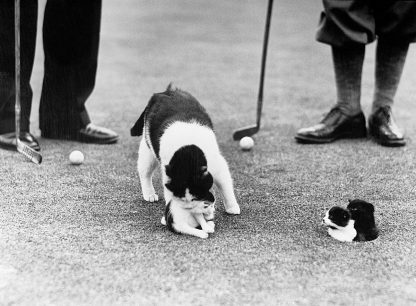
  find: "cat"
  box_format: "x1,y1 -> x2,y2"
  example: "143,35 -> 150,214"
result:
322,199 -> 379,242
130,84 -> 240,235
161,190 -> 216,238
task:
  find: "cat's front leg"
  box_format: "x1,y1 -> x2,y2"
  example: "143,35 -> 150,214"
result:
173,222 -> 209,239
194,213 -> 215,233
213,156 -> 240,215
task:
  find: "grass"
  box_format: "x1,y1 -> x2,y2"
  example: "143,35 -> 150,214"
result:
1,0 -> 416,305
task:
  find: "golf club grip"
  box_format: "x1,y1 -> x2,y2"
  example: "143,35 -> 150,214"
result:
257,0 -> 273,127
15,0 -> 21,138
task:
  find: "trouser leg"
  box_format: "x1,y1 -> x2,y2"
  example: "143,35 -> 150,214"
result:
372,40 -> 409,112
332,44 -> 365,116
40,0 -> 102,139
0,0 -> 37,134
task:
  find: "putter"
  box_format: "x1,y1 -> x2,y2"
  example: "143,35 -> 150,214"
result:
233,0 -> 274,141
15,0 -> 42,164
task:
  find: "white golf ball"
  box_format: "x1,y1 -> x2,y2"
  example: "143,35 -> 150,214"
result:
239,136 -> 254,151
69,150 -> 84,165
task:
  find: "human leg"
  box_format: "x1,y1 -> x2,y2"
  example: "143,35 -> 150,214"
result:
368,41 -> 409,147
40,0 -> 118,143
368,1 -> 416,147
295,0 -> 370,144
0,0 -> 39,150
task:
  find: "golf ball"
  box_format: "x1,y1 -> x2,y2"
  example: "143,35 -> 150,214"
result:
239,136 -> 254,151
69,150 -> 84,165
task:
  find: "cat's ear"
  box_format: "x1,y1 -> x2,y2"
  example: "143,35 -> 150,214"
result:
206,191 -> 215,203
200,166 -> 208,177
165,182 -> 173,192
368,203 -> 375,213
201,172 -> 213,190
165,165 -> 172,178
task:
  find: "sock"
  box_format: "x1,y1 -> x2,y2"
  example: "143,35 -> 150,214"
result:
332,44 -> 365,116
372,39 -> 409,113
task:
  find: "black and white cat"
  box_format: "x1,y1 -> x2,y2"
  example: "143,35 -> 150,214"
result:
131,84 -> 240,237
322,199 -> 379,242
161,190 -> 216,239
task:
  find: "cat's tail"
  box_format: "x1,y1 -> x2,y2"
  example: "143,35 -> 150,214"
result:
130,108 -> 145,137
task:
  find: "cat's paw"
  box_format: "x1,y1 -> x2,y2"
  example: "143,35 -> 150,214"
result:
143,193 -> 159,202
161,216 -> 166,225
225,204 -> 240,215
204,221 -> 215,233
196,231 -> 209,239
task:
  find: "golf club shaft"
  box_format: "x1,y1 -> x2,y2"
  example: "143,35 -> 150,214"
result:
256,0 -> 273,127
15,0 -> 21,139
14,0 -> 42,164
232,0 -> 274,141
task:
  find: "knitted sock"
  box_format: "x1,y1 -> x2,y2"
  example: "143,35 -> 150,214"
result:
332,44 -> 365,116
372,39 -> 409,113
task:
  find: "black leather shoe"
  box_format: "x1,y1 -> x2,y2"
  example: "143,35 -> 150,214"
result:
368,106 -> 405,147
0,132 -> 40,151
295,107 -> 367,144
78,123 -> 119,144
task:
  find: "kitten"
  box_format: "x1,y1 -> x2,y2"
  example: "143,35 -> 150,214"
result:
322,199 -> 379,242
161,191 -> 216,238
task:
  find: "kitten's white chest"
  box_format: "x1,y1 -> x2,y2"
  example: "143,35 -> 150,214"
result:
328,220 -> 356,242
170,201 -> 199,228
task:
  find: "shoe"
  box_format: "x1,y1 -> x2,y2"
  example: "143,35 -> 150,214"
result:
368,106 -> 405,147
295,107 -> 367,144
78,123 -> 119,144
0,132 -> 40,151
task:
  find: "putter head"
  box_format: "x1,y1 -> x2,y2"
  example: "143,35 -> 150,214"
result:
232,125 -> 259,141
16,139 -> 42,165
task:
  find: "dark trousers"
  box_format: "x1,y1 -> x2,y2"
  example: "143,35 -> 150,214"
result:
317,0 -> 416,47
0,0 -> 101,138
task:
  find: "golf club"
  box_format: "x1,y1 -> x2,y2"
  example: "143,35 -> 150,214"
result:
15,0 -> 42,164
233,0 -> 274,141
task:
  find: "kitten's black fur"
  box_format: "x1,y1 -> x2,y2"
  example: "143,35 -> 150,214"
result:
347,199 -> 379,242
327,206 -> 351,229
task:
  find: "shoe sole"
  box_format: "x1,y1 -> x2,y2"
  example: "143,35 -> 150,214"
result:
369,132 -> 406,147
295,131 -> 367,144
42,134 -> 119,145
0,141 -> 40,152
0,143 -> 17,151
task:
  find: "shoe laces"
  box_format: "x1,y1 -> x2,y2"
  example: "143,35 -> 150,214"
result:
321,107 -> 342,123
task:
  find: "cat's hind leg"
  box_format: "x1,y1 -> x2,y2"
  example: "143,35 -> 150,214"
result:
137,138 -> 159,202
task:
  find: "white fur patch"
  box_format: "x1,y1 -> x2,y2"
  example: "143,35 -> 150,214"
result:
159,121 -> 219,170
323,212 -> 356,242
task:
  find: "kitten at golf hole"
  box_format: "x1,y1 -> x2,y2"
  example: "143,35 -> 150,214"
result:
131,84 -> 240,238
322,199 -> 379,242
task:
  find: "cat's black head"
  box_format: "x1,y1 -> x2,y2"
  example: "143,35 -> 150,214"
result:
347,199 -> 375,220
347,199 -> 377,234
165,145 -> 213,201
327,206 -> 351,227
